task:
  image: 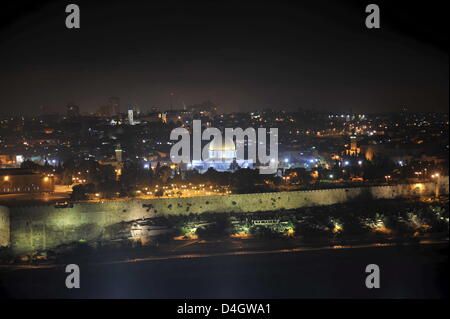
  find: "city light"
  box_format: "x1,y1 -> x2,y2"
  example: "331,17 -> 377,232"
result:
0,1 -> 447,300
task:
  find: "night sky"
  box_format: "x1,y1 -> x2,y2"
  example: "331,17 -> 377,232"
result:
0,0 -> 448,114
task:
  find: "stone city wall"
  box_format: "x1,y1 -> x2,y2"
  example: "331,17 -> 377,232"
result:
1,178 -> 448,255
0,205 -> 10,247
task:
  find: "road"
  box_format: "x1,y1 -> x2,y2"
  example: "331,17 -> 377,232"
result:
0,192 -> 70,206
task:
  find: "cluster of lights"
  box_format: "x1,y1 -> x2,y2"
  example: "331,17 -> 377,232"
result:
72,176 -> 87,183
3,175 -> 51,182
136,183 -> 232,198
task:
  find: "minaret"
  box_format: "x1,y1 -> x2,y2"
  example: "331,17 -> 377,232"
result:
114,143 -> 123,180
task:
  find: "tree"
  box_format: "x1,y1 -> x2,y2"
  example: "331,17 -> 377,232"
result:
157,166 -> 172,184
154,189 -> 164,197
232,168 -> 263,193
61,169 -> 73,185
70,183 -> 95,200
20,160 -> 42,171
97,180 -> 120,199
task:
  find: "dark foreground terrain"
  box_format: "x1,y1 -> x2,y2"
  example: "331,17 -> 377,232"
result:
0,243 -> 447,299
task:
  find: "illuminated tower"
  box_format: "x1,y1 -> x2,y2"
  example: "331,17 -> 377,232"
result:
128,109 -> 134,125
349,136 -> 359,155
114,144 -> 123,180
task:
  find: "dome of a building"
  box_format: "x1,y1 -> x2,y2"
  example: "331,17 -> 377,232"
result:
207,136 -> 235,151
206,136 -> 236,161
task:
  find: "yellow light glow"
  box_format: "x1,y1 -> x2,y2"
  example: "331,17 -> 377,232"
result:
286,229 -> 295,236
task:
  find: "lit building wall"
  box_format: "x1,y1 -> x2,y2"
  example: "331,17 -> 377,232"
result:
0,172 -> 54,194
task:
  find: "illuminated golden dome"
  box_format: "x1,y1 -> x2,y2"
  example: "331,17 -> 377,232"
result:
206,136 -> 236,161
207,136 -> 235,151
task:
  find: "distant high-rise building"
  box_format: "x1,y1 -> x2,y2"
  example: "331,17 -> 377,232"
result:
97,105 -> 112,117
108,97 -> 120,115
66,103 -> 80,118
97,97 -> 121,117
128,109 -> 134,125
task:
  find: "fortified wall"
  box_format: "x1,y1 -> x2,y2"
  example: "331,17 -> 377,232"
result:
0,206 -> 9,247
0,179 -> 448,255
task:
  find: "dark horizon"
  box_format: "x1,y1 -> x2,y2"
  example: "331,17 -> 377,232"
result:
0,0 -> 448,115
